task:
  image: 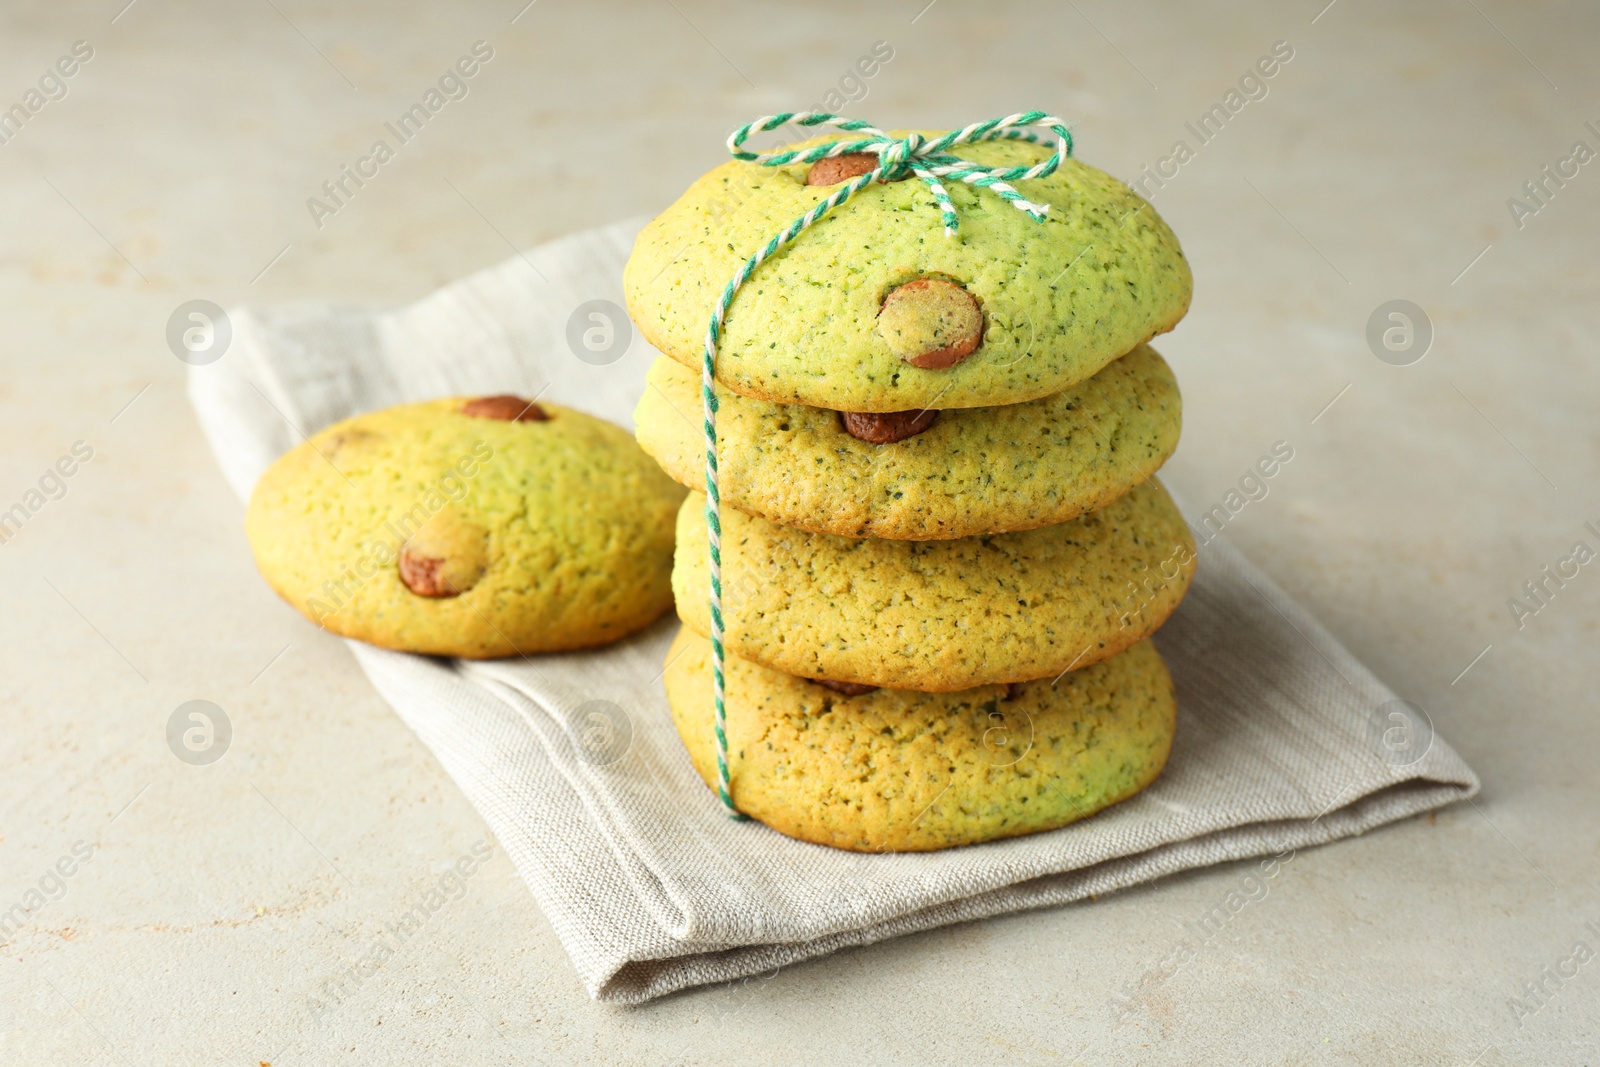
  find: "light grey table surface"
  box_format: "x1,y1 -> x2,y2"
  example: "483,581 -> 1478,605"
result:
2,1 -> 1595,1063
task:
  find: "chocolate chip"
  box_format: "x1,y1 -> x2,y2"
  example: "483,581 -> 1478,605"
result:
814,678 -> 878,697
839,408 -> 938,444
461,395 -> 550,422
397,519 -> 489,597
806,153 -> 879,186
877,279 -> 984,370
398,547 -> 457,597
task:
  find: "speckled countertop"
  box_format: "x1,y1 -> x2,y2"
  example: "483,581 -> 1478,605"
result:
1,1 -> 1596,1063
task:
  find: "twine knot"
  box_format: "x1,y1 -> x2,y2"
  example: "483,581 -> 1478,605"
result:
877,131 -> 923,174
727,110 -> 1073,236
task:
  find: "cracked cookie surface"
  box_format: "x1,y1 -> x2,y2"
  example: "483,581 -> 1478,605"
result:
624,131 -> 1192,412
246,398 -> 686,658
636,344 -> 1181,540
664,627 -> 1177,851
673,478 -> 1196,691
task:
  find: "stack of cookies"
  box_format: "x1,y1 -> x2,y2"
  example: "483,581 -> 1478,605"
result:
625,128 -> 1195,852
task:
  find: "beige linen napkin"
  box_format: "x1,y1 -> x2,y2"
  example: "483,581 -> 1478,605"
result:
188,219 -> 1478,1004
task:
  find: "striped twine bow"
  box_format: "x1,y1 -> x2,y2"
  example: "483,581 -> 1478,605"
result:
699,112 -> 1074,818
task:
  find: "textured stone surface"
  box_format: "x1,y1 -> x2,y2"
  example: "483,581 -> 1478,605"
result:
0,1 -> 1595,1063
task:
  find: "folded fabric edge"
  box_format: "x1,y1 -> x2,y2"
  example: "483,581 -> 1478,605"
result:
436,612 -> 1483,958
187,306 -> 293,503
592,775 -> 1477,1005
461,659 -> 707,943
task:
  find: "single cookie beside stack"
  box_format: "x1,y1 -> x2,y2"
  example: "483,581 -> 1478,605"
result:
626,130 -> 1196,851
246,396 -> 685,658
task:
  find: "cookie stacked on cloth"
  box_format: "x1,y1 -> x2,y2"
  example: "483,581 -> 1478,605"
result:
625,115 -> 1196,851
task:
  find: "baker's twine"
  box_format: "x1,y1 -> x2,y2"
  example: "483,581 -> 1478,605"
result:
699,111 -> 1073,818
